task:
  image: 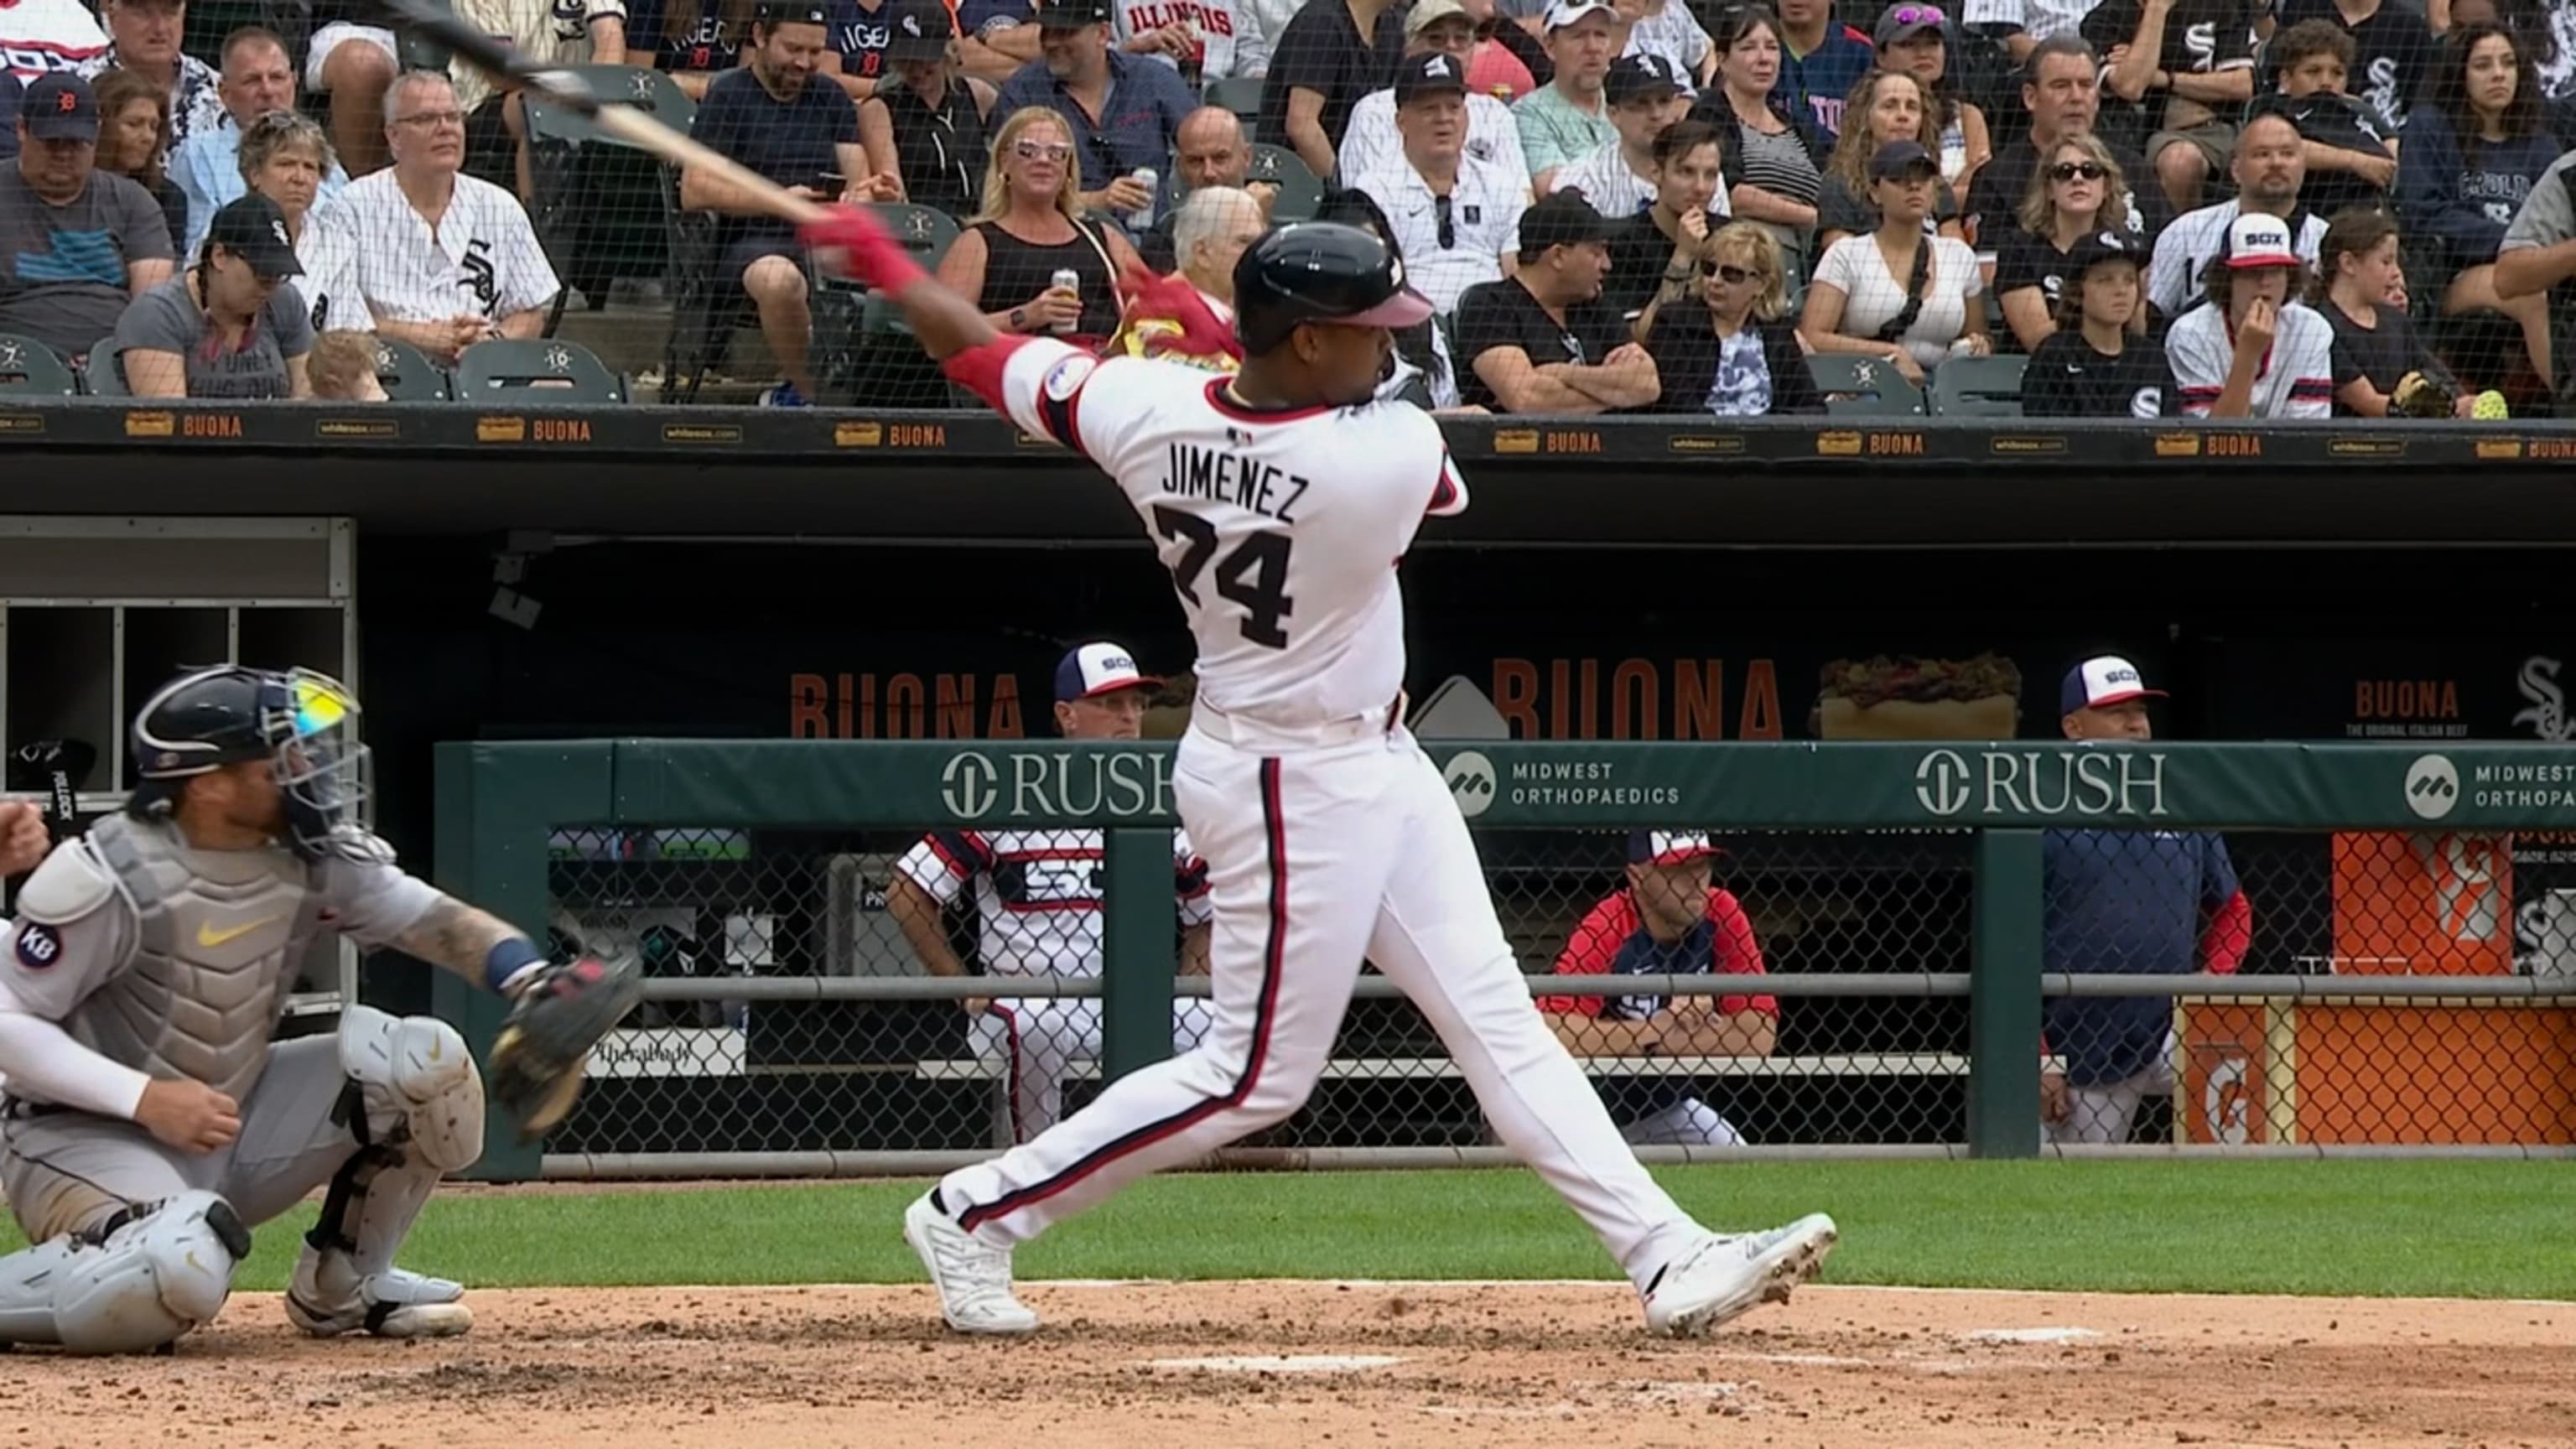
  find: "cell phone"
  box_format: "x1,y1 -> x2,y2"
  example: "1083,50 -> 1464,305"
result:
812,172 -> 844,195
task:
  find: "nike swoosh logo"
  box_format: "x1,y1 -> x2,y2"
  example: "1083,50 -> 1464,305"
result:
196,917 -> 283,948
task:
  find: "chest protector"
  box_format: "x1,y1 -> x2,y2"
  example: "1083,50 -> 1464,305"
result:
64,815 -> 325,1107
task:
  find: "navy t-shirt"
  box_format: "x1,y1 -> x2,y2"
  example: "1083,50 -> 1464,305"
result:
688,67 -> 861,241
626,0 -> 745,72
2041,826 -> 2240,1085
832,0 -> 896,86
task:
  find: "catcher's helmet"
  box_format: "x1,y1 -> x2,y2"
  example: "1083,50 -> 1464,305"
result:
1232,222 -> 1435,356
129,665 -> 376,860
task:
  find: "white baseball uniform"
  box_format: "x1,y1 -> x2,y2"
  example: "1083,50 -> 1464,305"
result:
296,169 -> 561,335
896,827 -> 1215,1140
929,340 -> 1706,1291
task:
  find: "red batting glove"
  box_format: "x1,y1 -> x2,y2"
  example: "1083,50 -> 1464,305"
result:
800,203 -> 926,291
1116,262 -> 1242,365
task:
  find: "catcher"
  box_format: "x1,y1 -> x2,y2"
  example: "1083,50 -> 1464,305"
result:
0,666 -> 636,1354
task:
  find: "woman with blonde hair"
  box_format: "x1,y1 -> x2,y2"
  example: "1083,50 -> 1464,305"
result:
1811,69 -> 1956,258
1644,221 -> 1824,415
91,68 -> 189,257
1993,132 -> 2136,351
934,106 -> 1140,345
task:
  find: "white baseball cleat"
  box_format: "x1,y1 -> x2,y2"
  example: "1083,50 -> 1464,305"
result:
904,1193 -> 1040,1336
287,1262 -> 475,1339
1642,1213 -> 1839,1338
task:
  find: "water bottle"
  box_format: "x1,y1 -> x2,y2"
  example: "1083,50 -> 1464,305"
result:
1050,267 -> 1082,335
1128,167 -> 1159,232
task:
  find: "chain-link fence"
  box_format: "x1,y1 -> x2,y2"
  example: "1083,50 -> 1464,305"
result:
28,3 -> 2557,414
532,817 -> 2576,1173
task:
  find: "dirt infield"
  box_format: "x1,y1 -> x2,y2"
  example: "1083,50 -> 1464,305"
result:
6,1280 -> 2570,1448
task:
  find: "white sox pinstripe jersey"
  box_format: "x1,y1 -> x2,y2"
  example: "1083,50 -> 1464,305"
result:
895,828 -> 1212,978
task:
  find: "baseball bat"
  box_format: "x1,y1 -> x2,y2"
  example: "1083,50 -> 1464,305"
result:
379,0 -> 828,227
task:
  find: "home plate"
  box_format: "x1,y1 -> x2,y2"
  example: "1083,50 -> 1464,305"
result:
1145,1355 -> 1407,1374
1966,1327 -> 2101,1344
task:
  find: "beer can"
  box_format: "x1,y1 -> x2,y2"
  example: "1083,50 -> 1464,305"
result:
1051,267 -> 1082,334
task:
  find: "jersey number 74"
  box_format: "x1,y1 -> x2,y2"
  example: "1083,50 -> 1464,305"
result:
1152,506 -> 1294,648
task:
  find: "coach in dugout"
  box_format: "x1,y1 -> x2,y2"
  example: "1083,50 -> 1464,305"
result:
888,642 -> 1214,1143
2042,655 -> 2251,1144
1538,829 -> 1779,1147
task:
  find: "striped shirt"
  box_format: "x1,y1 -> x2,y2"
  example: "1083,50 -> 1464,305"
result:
896,828 -> 1213,979
2165,299 -> 2335,418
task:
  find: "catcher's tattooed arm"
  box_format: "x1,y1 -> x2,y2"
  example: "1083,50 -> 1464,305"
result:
388,897 -> 545,995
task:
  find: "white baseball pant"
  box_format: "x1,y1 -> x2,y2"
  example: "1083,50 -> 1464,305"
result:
2047,1031 -> 2179,1145
934,715 -> 1705,1291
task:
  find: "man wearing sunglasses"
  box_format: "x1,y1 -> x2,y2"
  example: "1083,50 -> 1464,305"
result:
1355,49 -> 1532,314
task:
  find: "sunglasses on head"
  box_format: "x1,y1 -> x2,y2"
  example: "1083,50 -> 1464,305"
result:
1435,193 -> 1455,250
1015,138 -> 1073,161
1883,3 -> 1945,27
2049,160 -> 2107,182
1699,260 -> 1753,283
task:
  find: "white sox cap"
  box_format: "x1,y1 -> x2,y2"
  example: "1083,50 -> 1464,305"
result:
2060,655 -> 2168,714
1545,0 -> 1618,29
1055,641 -> 1163,702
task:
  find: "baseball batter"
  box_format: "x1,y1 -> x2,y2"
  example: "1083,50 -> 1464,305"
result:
801,204 -> 1838,1337
0,666 -> 631,1354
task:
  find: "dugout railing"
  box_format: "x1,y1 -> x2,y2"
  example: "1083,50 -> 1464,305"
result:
428,740 -> 2576,1182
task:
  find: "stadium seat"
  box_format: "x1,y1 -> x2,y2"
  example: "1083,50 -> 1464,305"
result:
82,339 -> 131,397
454,338 -> 628,402
1929,354 -> 2027,416
815,205 -> 963,407
524,65 -> 698,330
371,335 -> 454,402
1808,353 -> 1925,415
1204,76 -> 1263,141
657,165 -> 756,403
0,334 -> 79,396
1248,144 -> 1323,222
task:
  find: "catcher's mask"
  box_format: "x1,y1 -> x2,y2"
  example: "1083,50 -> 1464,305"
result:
127,666 -> 378,861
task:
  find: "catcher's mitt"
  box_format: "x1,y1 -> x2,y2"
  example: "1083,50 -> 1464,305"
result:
487,953 -> 644,1143
2391,369 -> 2458,418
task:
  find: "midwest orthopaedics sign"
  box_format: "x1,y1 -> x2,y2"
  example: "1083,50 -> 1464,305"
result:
2462,759 -> 2576,812
1909,748 -> 2171,821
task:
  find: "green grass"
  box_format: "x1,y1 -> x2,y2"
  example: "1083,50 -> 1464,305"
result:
8,1162 -> 2569,1301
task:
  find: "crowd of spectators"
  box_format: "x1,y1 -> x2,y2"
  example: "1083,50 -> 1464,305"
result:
4,0 -> 2576,413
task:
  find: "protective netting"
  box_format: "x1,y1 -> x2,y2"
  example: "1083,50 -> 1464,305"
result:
22,8 -> 2559,414
536,820 -> 2573,1162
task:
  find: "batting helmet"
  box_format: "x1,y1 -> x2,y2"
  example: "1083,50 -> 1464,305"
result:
1232,222 -> 1434,356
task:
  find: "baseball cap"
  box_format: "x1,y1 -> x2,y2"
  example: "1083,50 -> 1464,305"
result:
1055,642 -> 1161,702
1036,0 -> 1114,27
204,194 -> 304,278
2066,228 -> 2142,278
22,74 -> 97,143
1628,829 -> 1719,866
886,0 -> 957,59
2225,210 -> 2299,268
1604,53 -> 1685,106
754,0 -> 834,24
1394,51 -> 1470,103
1867,138 -> 1940,181
1405,0 -> 1471,35
1544,0 -> 1618,29
1517,190 -> 1608,255
1873,2 -> 1946,46
2060,656 -> 2167,714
